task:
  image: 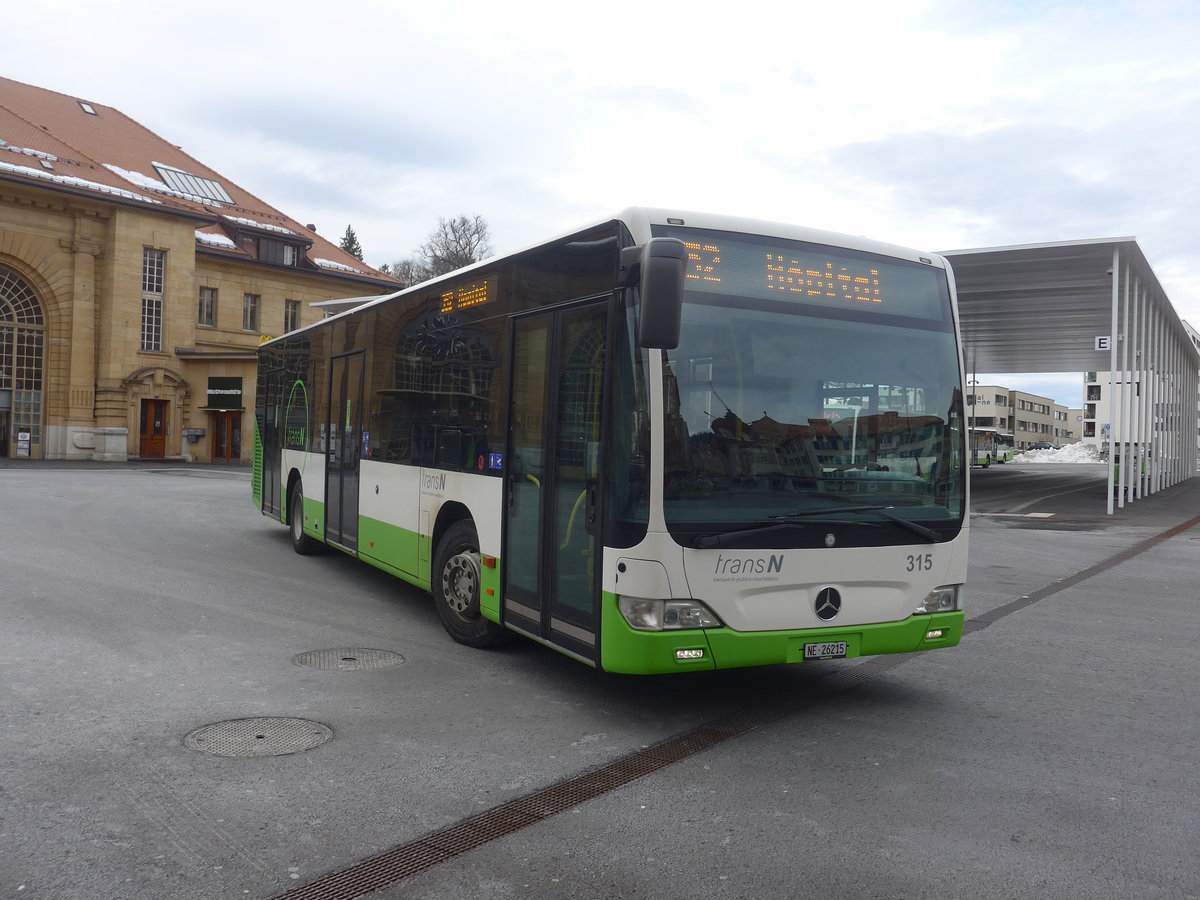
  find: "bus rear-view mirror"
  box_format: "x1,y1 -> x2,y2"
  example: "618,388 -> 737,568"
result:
622,238 -> 685,349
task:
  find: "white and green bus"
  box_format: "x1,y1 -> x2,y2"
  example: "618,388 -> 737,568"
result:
995,431 -> 1015,463
970,427 -> 1014,466
253,209 -> 968,674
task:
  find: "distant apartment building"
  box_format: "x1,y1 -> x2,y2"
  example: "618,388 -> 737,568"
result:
967,384 -> 1076,449
1081,371 -> 1145,455
1081,370 -> 1200,463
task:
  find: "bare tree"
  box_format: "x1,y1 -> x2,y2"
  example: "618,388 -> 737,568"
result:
387,257 -> 433,287
417,214 -> 493,277
378,214 -> 493,287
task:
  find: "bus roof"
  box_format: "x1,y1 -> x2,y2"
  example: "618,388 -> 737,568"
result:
625,208 -> 950,270
261,207 -> 950,349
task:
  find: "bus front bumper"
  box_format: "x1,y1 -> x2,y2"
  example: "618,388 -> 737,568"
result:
599,602 -> 963,674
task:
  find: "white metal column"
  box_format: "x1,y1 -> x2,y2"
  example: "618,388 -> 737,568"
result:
1106,249 -> 1120,515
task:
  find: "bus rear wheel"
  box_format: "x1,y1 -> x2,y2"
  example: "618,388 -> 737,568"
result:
433,520 -> 511,648
289,481 -> 319,555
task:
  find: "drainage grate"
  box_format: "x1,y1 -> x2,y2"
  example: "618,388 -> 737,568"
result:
184,717 -> 332,758
292,649 -> 405,671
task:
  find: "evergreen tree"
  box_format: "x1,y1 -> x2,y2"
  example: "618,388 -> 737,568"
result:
339,225 -> 364,261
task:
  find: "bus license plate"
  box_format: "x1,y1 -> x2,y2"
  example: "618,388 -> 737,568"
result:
804,641 -> 848,660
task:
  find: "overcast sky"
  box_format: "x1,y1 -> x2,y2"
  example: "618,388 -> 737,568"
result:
7,0 -> 1199,407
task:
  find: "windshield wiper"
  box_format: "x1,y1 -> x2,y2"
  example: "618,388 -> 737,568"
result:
770,505 -> 943,543
693,520 -> 863,549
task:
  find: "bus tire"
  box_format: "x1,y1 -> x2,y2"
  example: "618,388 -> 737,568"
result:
433,520 -> 511,648
289,480 -> 319,555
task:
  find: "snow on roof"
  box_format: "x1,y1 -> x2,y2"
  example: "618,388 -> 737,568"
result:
104,163 -> 223,208
195,230 -> 237,249
313,257 -> 369,275
222,214 -> 296,235
3,143 -> 58,162
1,158 -> 161,204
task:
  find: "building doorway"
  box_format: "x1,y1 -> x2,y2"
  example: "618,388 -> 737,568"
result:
210,411 -> 241,462
1,265 -> 46,460
139,399 -> 168,458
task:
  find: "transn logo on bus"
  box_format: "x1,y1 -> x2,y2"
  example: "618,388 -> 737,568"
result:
713,553 -> 783,576
421,471 -> 447,492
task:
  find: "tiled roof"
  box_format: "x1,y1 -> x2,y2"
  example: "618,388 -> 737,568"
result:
0,76 -> 399,285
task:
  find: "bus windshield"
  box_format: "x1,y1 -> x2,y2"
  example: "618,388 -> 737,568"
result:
654,227 -> 965,547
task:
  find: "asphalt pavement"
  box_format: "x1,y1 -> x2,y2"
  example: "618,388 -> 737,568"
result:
2,459 -> 1198,900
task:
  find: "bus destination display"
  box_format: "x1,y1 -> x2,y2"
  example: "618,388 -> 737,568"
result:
684,240 -> 882,305
440,275 -> 495,313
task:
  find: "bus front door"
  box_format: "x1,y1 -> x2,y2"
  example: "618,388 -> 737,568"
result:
505,300 -> 608,663
325,351 -> 364,550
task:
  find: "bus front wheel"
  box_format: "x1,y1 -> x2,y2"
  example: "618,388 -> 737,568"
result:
433,520 -> 511,648
289,481 -> 319,555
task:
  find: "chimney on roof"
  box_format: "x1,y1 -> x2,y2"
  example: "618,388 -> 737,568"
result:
306,224 -> 317,232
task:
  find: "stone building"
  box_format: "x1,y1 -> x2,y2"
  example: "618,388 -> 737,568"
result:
0,76 -> 399,462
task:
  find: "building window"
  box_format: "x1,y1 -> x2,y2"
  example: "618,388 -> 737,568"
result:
198,286 -> 217,327
242,293 -> 259,332
258,239 -> 302,266
141,248 -> 164,351
141,296 -> 163,351
1,264 -> 46,453
152,163 -> 233,204
143,248 -> 164,294
284,299 -> 299,333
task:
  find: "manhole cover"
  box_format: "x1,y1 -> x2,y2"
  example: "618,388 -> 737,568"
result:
184,717 -> 332,757
292,648 -> 405,671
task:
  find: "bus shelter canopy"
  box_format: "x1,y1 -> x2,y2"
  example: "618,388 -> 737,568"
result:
940,237 -> 1199,510
941,237 -> 1198,374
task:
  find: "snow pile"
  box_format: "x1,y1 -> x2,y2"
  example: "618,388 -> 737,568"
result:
1014,443 -> 1103,464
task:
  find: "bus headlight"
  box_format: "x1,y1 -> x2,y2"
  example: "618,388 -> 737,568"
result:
915,585 -> 961,615
618,597 -> 722,631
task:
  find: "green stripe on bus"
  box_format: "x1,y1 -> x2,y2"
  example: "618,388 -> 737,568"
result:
599,591 -> 962,674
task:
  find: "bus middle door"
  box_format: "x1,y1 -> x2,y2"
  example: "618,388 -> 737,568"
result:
504,299 -> 609,664
325,350 -> 364,551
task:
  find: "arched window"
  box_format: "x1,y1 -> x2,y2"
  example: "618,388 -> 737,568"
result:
0,265 -> 46,455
